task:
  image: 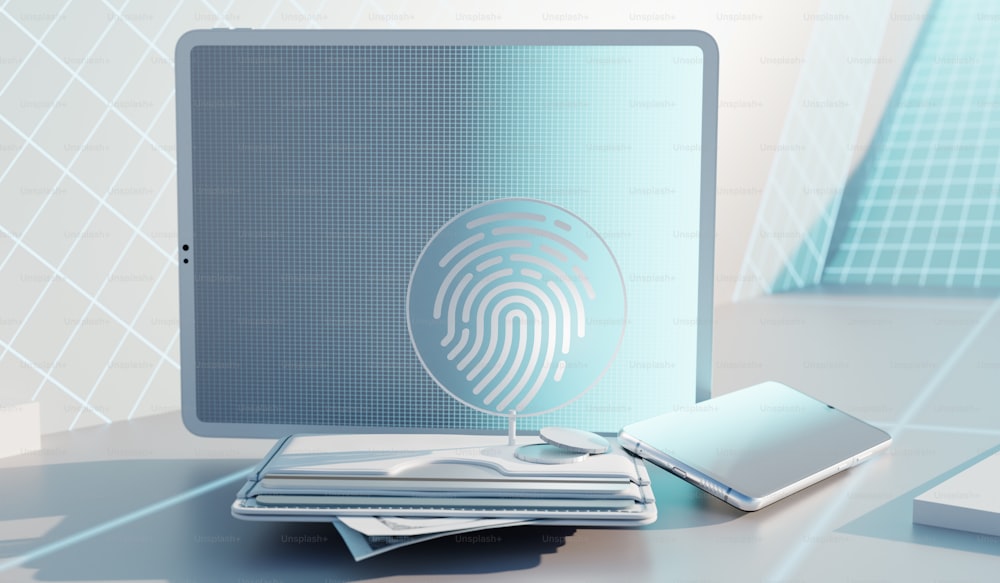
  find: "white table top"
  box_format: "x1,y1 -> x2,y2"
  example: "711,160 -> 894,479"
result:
2,296 -> 999,582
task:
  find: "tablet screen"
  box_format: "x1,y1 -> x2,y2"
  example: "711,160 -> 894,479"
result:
177,31 -> 718,436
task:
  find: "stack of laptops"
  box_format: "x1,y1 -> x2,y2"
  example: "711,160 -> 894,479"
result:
233,433 -> 656,559
233,433 -> 656,525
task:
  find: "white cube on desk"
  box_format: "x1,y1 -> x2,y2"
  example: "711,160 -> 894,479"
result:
914,450 -> 1000,537
0,402 -> 41,459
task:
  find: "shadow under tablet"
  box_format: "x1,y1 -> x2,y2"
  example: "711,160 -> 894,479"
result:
639,466 -> 744,531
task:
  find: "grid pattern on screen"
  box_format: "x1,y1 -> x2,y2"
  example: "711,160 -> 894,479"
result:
822,0 -> 1000,290
188,44 -> 704,432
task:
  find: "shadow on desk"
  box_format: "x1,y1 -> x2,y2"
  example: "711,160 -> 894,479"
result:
839,444 -> 1000,556
0,459 -> 577,582
641,466 -> 745,530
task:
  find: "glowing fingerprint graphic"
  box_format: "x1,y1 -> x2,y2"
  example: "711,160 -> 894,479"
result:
407,199 -> 626,416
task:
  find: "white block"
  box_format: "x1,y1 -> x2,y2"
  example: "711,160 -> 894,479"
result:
914,451 -> 1000,537
0,402 -> 41,459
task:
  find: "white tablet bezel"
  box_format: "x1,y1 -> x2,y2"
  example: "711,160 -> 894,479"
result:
176,29 -> 719,437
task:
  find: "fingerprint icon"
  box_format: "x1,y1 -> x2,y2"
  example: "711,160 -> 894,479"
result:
407,199 -> 626,416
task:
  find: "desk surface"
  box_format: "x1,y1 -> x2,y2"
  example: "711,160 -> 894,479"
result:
2,296 -> 1000,582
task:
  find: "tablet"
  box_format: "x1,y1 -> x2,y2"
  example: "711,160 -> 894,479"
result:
617,381 -> 892,511
176,29 -> 719,437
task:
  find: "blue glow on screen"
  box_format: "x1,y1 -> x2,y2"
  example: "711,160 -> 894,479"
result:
189,44 -> 704,431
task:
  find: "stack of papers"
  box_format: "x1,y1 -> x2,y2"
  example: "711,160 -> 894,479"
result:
233,433 -> 656,560
332,516 -> 533,560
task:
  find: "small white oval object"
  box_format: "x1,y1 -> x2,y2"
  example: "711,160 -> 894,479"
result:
539,427 -> 610,454
514,443 -> 590,464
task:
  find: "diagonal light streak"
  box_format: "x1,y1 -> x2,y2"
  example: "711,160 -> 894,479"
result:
196,0 -> 234,28
128,328 -> 179,420
0,466 -> 252,573
0,115 -> 178,369
68,251 -> 176,429
259,0 -> 285,27
0,338 -> 111,423
53,3 -> 188,426
0,1 -> 183,429
0,1 -> 123,187
54,172 -> 178,414
0,222 -> 179,370
98,0 -> 175,66
0,0 -> 74,97
0,2 -> 183,373
0,0 -> 149,367
31,162 -> 176,410
0,8 -> 176,164
0,111 -> 177,263
2,0 -> 419,431
0,9 -> 177,318
767,294 -> 1000,581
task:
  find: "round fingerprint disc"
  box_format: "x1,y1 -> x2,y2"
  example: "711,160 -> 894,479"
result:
539,427 -> 610,454
407,198 -> 627,417
514,444 -> 590,465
